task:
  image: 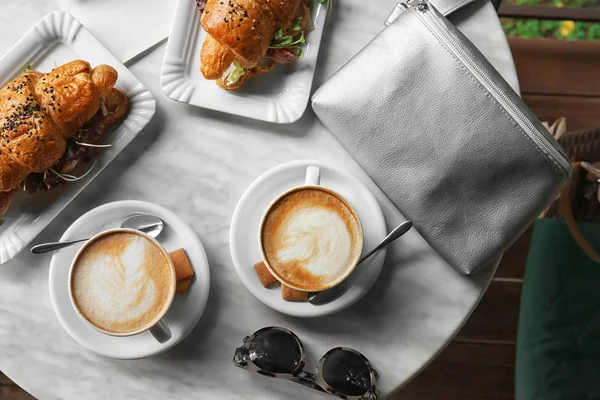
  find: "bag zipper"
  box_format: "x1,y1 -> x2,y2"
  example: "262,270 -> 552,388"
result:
409,1 -> 571,176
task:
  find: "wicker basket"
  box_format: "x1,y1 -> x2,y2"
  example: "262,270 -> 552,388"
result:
545,127 -> 600,223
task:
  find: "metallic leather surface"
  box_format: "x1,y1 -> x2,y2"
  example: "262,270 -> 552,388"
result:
311,4 -> 569,275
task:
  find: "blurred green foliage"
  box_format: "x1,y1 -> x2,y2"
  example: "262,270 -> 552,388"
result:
502,0 -> 600,40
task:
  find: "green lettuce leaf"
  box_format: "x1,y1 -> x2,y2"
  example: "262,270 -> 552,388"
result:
223,61 -> 245,86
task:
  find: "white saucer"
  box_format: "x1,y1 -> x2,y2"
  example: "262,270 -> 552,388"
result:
48,201 -> 210,359
230,160 -> 387,318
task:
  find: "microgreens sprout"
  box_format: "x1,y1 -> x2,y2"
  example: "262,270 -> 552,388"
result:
49,160 -> 97,182
75,141 -> 112,148
100,101 -> 108,117
268,0 -> 330,56
292,17 -> 302,31
270,32 -> 306,49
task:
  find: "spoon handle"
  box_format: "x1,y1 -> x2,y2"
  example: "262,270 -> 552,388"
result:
30,238 -> 90,254
358,221 -> 413,264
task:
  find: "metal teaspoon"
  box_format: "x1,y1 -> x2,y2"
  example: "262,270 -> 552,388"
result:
30,214 -> 164,254
307,220 -> 413,305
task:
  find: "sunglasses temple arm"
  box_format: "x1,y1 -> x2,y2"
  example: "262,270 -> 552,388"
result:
289,371 -> 327,394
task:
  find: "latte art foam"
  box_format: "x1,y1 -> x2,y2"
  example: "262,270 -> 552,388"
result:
262,188 -> 362,291
71,232 -> 174,335
276,208 -> 353,276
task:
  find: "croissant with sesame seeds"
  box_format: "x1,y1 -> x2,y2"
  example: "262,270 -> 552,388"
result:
200,0 -> 308,90
0,60 -> 128,213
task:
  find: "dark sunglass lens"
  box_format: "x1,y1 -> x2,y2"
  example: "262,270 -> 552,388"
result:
322,349 -> 371,396
249,329 -> 302,374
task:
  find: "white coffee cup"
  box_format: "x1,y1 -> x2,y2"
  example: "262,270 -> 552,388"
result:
68,228 -> 175,344
258,166 -> 364,292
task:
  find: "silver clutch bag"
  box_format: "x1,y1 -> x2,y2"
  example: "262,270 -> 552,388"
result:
312,1 -> 570,275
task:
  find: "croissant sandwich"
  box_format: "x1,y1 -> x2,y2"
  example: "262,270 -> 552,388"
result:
197,0 -> 312,90
0,60 -> 129,215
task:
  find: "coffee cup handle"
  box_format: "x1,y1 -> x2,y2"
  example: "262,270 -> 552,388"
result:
149,319 -> 171,344
305,166 -> 321,186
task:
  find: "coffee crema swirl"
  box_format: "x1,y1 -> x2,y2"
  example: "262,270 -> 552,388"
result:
261,188 -> 362,291
70,232 -> 174,335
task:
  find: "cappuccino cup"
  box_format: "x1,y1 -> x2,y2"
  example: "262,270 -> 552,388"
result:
259,166 -> 364,292
68,228 -> 176,343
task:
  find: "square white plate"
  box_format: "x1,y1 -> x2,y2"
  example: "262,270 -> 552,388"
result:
161,0 -> 327,124
0,11 -> 156,264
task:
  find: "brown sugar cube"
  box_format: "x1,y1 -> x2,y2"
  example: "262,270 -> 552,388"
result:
254,261 -> 278,288
170,248 -> 194,282
176,277 -> 193,294
281,285 -> 307,302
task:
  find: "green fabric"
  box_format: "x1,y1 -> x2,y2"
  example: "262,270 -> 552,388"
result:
516,218 -> 600,400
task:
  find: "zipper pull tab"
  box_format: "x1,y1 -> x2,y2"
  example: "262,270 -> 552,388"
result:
385,0 -> 428,26
385,3 -> 407,26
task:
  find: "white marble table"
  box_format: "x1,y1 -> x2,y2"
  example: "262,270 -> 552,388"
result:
0,0 -> 518,399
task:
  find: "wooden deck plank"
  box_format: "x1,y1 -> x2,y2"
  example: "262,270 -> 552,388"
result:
392,342 -> 515,400
1,374 -> 33,400
523,94 -> 600,131
0,373 -> 11,386
500,4 -> 600,22
494,227 -> 532,279
0,386 -> 34,400
509,38 -> 600,97
455,280 -> 522,344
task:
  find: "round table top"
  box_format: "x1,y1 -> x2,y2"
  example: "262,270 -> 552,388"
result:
0,0 -> 518,399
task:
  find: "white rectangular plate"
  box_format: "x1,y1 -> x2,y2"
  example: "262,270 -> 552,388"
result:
161,0 -> 327,124
0,12 -> 156,264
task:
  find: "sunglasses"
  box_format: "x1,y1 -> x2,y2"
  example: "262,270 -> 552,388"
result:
233,327 -> 380,400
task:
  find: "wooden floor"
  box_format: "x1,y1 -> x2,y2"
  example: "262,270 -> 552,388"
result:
2,38 -> 599,400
